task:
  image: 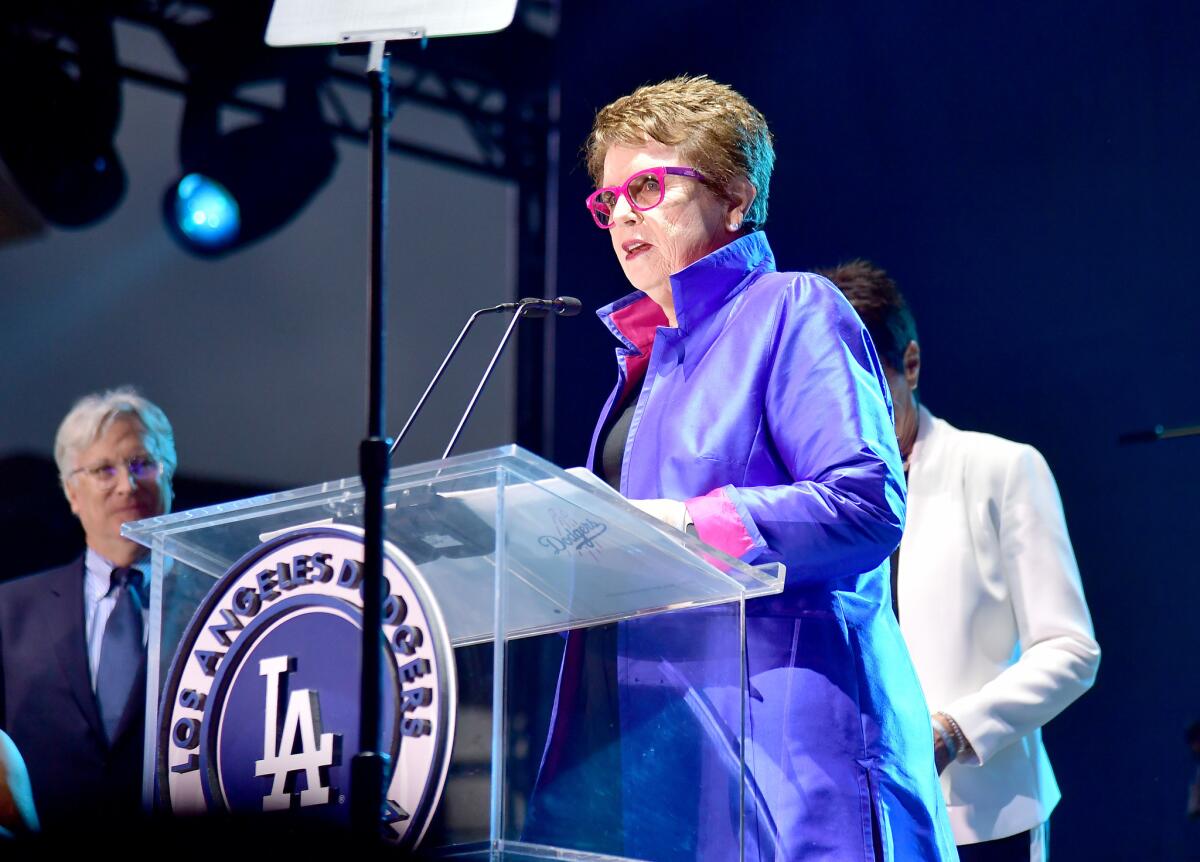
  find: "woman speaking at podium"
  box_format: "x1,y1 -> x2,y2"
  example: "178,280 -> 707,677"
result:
576,76 -> 955,860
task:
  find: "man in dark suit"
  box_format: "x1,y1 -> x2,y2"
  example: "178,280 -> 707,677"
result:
0,387 -> 176,829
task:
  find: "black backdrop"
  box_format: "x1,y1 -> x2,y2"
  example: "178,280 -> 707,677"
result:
550,2 -> 1200,858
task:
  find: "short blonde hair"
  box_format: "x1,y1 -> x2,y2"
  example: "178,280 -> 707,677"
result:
55,386 -> 177,493
585,75 -> 775,229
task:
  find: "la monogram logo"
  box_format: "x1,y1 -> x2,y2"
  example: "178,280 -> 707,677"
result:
255,656 -> 337,810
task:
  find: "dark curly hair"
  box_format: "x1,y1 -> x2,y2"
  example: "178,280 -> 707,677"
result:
816,259 -> 918,373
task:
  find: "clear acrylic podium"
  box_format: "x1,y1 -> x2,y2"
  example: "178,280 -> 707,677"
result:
124,445 -> 783,861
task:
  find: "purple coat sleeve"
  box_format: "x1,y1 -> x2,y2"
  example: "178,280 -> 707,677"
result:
685,275 -> 906,583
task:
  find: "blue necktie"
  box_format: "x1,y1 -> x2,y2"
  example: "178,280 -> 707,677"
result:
95,567 -> 145,742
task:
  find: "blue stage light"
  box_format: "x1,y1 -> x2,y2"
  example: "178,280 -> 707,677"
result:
172,173 -> 240,250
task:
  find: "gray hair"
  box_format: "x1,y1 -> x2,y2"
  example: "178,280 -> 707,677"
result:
55,386 -> 178,494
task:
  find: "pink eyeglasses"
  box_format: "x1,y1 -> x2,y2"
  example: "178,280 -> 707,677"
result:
585,166 -> 707,228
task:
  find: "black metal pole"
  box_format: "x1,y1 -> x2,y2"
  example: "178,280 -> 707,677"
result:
351,43 -> 391,842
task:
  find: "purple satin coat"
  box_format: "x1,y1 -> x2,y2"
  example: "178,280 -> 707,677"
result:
588,232 -> 957,861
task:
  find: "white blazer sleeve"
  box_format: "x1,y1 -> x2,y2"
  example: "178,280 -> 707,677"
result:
943,445 -> 1101,765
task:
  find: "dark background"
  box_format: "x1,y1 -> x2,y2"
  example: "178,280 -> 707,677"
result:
2,1 -> 1198,858
550,3 -> 1200,859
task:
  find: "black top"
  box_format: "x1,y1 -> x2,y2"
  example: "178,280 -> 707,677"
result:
890,467 -> 909,621
600,377 -> 644,491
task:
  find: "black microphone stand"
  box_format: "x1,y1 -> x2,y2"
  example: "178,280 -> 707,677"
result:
390,297 -> 578,459
351,40 -> 391,842
442,298 -> 578,459
443,305 -> 536,459
388,302 -> 513,458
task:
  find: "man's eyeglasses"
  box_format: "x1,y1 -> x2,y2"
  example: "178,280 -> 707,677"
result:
585,166 -> 707,229
69,456 -> 161,487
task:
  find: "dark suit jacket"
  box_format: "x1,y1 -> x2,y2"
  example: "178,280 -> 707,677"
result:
0,557 -> 146,829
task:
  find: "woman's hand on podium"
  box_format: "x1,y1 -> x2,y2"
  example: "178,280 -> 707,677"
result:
629,498 -> 693,533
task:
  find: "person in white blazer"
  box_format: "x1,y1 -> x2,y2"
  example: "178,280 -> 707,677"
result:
820,259 -> 1101,862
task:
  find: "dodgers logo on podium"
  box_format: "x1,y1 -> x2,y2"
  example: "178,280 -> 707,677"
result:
158,526 -> 456,848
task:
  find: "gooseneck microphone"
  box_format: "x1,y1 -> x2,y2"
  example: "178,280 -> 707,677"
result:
486,296 -> 583,318
389,297 -> 582,457
442,296 -> 581,459
507,296 -> 583,318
